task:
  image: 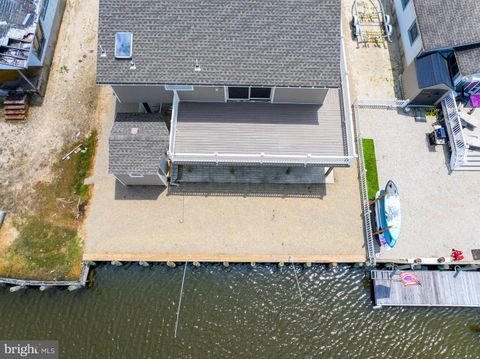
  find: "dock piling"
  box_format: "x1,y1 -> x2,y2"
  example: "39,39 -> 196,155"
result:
167,261 -> 176,268
192,261 -> 201,267
139,261 -> 149,267
111,261 -> 122,266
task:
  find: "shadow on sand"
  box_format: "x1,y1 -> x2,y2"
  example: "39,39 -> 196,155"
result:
114,180 -> 166,200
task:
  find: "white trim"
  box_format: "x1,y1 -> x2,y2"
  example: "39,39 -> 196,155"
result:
112,88 -> 122,103
113,175 -> 127,186
128,173 -> 145,178
168,90 -> 180,158
165,85 -> 194,91
157,171 -> 168,186
224,86 -> 228,102
271,87 -> 276,103
105,83 -> 331,90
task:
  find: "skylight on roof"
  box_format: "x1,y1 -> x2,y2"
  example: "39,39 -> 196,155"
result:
115,32 -> 133,59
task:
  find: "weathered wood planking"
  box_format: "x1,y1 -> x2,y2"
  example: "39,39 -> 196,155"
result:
373,270 -> 480,307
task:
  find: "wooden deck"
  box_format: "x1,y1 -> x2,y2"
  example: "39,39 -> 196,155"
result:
372,270 -> 480,307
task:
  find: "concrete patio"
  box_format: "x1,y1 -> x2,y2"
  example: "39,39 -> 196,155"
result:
83,103 -> 366,263
359,107 -> 480,264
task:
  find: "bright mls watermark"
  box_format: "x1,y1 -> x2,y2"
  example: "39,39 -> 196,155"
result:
0,341 -> 58,359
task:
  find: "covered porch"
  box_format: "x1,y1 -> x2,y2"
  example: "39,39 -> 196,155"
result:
168,89 -> 355,167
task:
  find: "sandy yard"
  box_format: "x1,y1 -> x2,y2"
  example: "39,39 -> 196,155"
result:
341,0 -> 404,99
83,96 -> 366,263
0,0 -> 105,214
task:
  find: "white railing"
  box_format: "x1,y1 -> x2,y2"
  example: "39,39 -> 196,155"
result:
340,27 -> 358,159
171,152 -> 355,166
167,91 -> 180,157
356,98 -> 410,109
442,92 -> 467,171
353,99 -> 376,263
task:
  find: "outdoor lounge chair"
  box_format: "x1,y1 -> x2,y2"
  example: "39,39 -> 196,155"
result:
466,135 -> 480,151
459,111 -> 479,129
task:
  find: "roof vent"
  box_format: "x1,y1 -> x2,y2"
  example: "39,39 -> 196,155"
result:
99,45 -> 107,58
131,128 -> 139,135
115,32 -> 133,59
194,59 -> 201,72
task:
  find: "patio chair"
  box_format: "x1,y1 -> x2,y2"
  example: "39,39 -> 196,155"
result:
465,135 -> 480,151
459,111 -> 479,129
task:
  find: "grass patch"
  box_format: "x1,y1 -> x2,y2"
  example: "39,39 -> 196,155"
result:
0,132 -> 97,280
362,138 -> 380,200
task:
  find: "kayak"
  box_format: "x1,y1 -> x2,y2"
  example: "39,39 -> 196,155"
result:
374,180 -> 401,248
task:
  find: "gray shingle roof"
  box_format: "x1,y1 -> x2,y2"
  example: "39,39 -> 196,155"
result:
97,0 -> 341,88
455,47 -> 480,77
109,113 -> 169,174
413,0 -> 480,51
415,53 -> 452,89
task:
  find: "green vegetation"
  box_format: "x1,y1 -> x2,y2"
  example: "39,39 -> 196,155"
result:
362,138 -> 379,200
0,132 -> 97,280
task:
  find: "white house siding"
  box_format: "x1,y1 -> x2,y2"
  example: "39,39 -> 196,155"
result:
393,0 -> 423,67
112,85 -> 173,104
272,88 -> 328,104
178,86 -> 225,102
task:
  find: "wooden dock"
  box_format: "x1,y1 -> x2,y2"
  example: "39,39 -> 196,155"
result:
372,270 -> 480,307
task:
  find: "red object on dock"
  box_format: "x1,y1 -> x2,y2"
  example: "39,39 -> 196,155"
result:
451,249 -> 464,261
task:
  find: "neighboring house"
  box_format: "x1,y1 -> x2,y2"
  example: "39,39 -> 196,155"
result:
97,0 -> 356,186
393,0 -> 480,106
0,0 -> 66,97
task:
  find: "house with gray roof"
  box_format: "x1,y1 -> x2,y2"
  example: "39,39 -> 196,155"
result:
0,0 -> 66,97
393,0 -> 480,106
98,0 -> 356,186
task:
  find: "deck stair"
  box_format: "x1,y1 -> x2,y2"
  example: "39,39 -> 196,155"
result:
3,94 -> 30,121
370,270 -> 395,281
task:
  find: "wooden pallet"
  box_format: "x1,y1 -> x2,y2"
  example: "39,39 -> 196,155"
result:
3,94 -> 30,121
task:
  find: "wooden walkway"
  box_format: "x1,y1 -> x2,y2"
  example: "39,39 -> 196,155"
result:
372,270 -> 480,307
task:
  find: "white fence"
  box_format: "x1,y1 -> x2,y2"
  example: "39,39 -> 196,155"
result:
356,98 -> 410,110
353,99 -> 376,263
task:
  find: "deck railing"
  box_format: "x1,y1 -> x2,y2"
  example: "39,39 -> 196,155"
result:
340,29 -> 358,160
170,152 -> 355,166
442,92 -> 467,171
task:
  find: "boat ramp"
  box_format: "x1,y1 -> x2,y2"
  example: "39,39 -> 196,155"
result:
372,269 -> 480,307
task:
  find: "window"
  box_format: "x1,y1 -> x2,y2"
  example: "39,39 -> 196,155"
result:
228,87 -> 249,99
33,22 -> 46,58
129,173 -> 144,178
408,20 -> 419,45
250,87 -> 272,99
228,87 -> 272,101
40,0 -> 49,20
401,0 -> 410,10
115,32 -> 133,59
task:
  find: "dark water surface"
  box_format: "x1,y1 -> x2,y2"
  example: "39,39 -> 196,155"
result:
0,265 -> 479,358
